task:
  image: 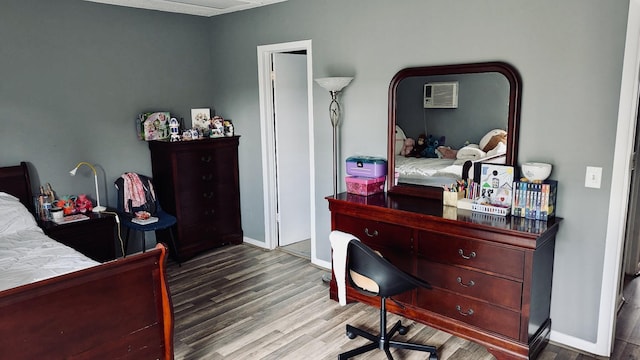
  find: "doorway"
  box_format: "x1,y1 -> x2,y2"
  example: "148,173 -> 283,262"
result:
599,0 -> 640,356
256,40 -> 316,262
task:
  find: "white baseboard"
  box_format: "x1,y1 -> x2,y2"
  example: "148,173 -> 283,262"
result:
243,236 -> 268,248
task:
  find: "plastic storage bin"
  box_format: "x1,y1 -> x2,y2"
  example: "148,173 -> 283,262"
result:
345,175 -> 386,196
346,156 -> 387,178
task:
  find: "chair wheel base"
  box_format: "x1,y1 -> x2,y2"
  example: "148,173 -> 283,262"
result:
346,330 -> 357,339
398,325 -> 408,335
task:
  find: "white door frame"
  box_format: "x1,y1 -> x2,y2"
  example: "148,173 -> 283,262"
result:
256,40 -> 317,261
582,0 -> 640,356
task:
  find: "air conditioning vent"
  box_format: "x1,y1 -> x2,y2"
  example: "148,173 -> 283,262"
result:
424,82 -> 459,109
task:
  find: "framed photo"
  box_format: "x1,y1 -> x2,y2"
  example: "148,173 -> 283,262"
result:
137,112 -> 171,141
479,164 -> 514,207
191,108 -> 210,131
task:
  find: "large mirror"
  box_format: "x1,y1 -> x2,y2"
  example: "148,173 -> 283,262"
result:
387,62 -> 522,199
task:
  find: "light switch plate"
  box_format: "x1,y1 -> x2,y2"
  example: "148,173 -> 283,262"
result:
585,166 -> 602,189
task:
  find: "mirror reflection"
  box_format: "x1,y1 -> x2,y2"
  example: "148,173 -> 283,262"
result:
387,62 -> 521,199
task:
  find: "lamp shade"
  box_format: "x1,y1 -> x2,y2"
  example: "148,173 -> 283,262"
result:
315,77 -> 353,92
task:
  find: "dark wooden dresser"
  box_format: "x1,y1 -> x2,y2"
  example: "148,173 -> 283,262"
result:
148,137 -> 243,260
327,192 -> 561,360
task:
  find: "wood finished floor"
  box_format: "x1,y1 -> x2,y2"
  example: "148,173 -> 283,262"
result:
166,244 -> 639,360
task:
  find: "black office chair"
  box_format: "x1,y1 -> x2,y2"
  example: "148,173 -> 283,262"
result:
339,239 -> 438,360
114,173 -> 180,264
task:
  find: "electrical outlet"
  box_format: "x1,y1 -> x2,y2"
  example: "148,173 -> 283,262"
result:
585,166 -> 602,189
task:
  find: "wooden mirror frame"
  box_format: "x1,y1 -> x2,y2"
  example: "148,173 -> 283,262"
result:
387,61 -> 522,199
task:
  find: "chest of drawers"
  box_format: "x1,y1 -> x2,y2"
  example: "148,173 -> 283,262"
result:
327,193 -> 561,360
149,137 -> 243,260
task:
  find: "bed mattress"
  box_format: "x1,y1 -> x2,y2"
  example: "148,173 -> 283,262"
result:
0,192 -> 98,292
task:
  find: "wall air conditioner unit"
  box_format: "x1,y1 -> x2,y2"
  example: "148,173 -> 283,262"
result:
424,81 -> 459,109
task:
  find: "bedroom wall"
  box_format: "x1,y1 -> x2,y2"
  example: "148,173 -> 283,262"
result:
0,0 -> 631,352
396,72 -> 509,149
204,0 -> 629,350
0,0 -> 212,211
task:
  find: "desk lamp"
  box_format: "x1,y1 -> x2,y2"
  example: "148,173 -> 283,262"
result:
69,162 -> 106,213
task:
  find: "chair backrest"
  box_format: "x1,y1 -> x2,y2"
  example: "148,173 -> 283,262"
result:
347,240 -> 430,298
114,173 -> 158,216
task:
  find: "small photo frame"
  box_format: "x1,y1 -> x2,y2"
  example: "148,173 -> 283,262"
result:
479,163 -> 514,207
191,108 -> 211,131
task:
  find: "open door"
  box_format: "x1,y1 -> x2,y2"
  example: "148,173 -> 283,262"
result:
272,52 -> 311,247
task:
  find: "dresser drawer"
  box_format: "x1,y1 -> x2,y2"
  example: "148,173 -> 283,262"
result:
417,287 -> 521,340
334,214 -> 412,250
417,259 -> 522,310
334,215 -> 413,271
417,230 -> 524,280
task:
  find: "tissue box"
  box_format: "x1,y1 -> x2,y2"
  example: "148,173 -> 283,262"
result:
346,156 -> 387,178
345,175 -> 386,196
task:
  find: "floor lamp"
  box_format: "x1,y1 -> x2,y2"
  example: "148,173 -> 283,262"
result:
316,76 -> 353,284
315,77 -> 354,198
69,162 -> 107,213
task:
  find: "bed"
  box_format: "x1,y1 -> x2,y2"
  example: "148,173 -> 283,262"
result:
394,126 -> 507,187
0,162 -> 174,359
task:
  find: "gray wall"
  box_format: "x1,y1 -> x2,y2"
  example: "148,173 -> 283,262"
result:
0,0 -> 630,350
0,0 -> 212,208
396,72 -> 509,149
205,0 -> 628,346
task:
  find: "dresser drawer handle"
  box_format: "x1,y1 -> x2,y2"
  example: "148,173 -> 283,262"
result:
201,155 -> 212,162
456,305 -> 474,316
201,174 -> 213,181
202,192 -> 215,199
364,228 -> 379,237
458,249 -> 476,260
456,277 -> 475,288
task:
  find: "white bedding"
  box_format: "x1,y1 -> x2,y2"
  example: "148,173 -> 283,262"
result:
395,156 -> 464,180
0,192 -> 98,292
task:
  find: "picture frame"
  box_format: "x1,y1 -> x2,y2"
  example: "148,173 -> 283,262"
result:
479,163 -> 514,207
191,108 -> 211,131
137,112 -> 171,141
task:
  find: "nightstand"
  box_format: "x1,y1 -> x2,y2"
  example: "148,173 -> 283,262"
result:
40,212 -> 117,262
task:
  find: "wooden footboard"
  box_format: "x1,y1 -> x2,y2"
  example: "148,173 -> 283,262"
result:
0,243 -> 174,359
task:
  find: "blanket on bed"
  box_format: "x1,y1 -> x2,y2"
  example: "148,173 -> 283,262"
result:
0,192 -> 98,292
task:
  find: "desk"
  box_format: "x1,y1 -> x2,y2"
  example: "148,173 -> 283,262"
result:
327,192 -> 561,360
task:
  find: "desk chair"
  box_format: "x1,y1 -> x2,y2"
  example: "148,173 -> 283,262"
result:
114,173 -> 180,264
339,239 -> 438,360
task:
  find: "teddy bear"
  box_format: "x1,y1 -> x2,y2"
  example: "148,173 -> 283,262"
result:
400,138 -> 415,156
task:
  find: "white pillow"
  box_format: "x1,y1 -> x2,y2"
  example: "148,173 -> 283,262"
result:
0,192 -> 39,235
395,125 -> 407,155
479,129 -> 507,152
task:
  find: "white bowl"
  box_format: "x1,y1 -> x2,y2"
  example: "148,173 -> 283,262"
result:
521,162 -> 552,181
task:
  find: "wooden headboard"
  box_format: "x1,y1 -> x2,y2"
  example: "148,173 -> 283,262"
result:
0,162 -> 34,212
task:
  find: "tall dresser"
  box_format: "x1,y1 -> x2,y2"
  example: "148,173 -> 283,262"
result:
328,192 -> 561,360
148,136 -> 243,261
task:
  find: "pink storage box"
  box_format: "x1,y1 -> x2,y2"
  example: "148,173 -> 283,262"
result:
346,156 -> 387,178
345,175 -> 386,196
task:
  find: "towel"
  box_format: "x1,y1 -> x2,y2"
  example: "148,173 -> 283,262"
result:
329,230 -> 360,306
456,144 -> 486,161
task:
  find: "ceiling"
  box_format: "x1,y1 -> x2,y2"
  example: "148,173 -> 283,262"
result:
82,0 -> 287,17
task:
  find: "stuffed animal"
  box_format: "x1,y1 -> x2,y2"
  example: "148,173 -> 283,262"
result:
436,145 -> 458,159
400,138 -> 415,156
420,135 -> 446,158
408,134 -> 428,157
